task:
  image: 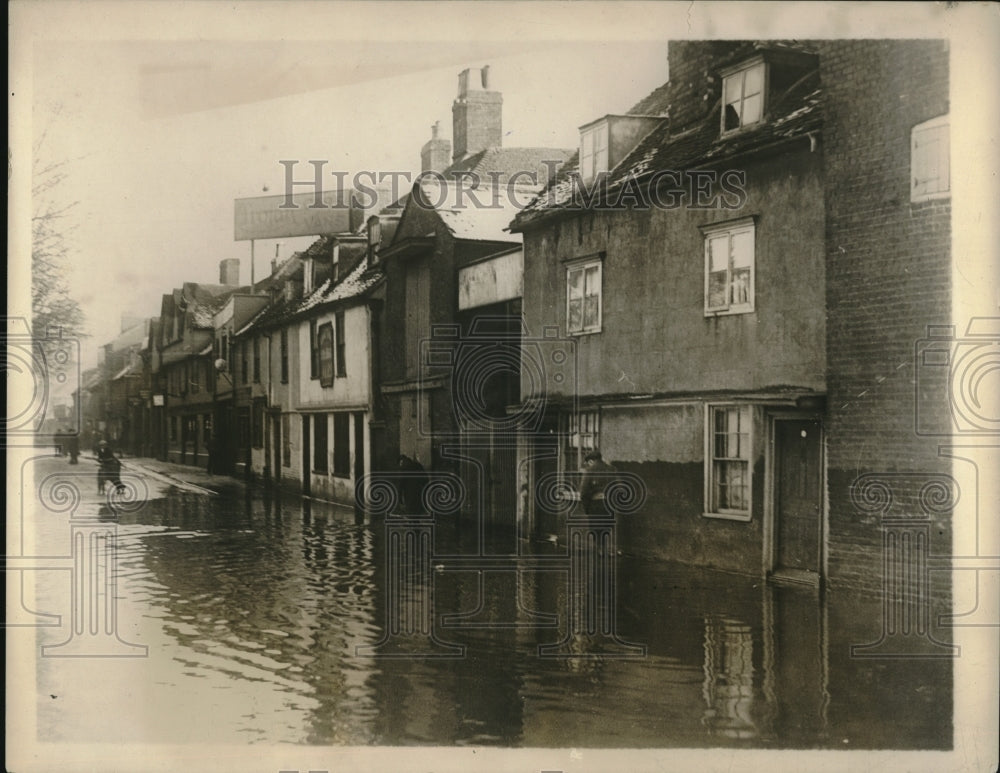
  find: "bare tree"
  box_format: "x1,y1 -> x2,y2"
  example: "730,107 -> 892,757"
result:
31,104 -> 86,346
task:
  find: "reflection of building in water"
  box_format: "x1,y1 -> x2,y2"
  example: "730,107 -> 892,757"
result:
701,616 -> 757,740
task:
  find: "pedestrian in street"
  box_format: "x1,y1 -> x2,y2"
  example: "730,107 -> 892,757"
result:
578,449 -> 617,517
67,431 -> 80,464
96,440 -> 124,494
397,454 -> 429,515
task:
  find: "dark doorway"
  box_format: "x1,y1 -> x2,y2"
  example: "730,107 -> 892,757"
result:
773,418 -> 823,579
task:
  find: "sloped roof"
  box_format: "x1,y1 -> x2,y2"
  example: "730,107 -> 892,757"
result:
178,282 -> 243,328
301,260 -> 384,311
413,178 -> 528,243
446,146 -> 573,186
512,68 -> 821,230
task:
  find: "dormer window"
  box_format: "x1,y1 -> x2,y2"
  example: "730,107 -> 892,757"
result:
722,61 -> 765,133
580,122 -> 609,181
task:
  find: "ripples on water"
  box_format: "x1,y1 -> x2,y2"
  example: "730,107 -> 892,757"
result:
39,480 -> 952,749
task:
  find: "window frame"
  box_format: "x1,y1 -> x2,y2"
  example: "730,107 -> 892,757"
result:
910,113 -> 950,203
703,404 -> 753,522
252,336 -> 261,383
579,120 -> 609,182
334,311 -> 347,378
702,217 -> 756,316
721,59 -> 767,135
564,409 -> 601,472
565,255 -> 603,335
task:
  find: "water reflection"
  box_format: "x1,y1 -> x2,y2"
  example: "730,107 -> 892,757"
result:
80,483 -> 954,748
702,616 -> 757,740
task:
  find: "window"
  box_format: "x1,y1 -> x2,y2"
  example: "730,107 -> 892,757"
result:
280,328 -> 289,384
911,114 -> 950,202
169,416 -> 178,441
202,414 -> 212,444
333,412 -> 350,477
281,413 -> 291,468
565,409 -> 600,471
241,340 -> 249,384
566,258 -> 602,334
722,61 -> 765,133
309,320 -> 320,379
252,399 -> 264,448
313,414 -> 328,472
704,219 -> 755,315
579,122 -> 609,181
706,405 -> 751,520
252,336 -> 261,383
318,322 -> 334,388
190,359 -> 200,393
335,312 -> 346,378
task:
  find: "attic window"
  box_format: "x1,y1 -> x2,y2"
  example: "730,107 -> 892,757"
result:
722,61 -> 765,133
580,122 -> 608,181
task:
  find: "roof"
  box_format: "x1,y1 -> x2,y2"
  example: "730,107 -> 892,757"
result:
413,178 -> 528,243
178,282 -> 244,328
445,146 -> 573,186
300,260 -> 384,312
512,67 -> 821,230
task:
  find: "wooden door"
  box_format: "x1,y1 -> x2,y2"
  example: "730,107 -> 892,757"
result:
774,419 -> 823,575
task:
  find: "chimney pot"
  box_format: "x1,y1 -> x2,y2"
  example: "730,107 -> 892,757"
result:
481,65 -> 490,89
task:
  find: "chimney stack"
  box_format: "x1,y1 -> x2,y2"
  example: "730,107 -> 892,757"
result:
219,258 -> 240,286
421,120 -> 452,173
452,65 -> 502,162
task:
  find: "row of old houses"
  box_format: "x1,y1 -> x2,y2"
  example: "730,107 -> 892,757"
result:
78,40 -> 953,597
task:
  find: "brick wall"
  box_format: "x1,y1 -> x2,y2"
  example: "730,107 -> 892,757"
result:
666,41 -> 742,131
818,40 -> 951,596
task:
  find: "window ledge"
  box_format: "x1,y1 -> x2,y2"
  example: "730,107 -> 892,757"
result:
704,307 -> 755,318
567,328 -> 602,337
702,511 -> 752,523
910,191 -> 951,205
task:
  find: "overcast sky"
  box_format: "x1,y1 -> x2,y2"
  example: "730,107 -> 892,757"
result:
11,1 -> 994,378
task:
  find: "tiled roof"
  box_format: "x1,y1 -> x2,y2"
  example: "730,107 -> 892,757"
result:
446,146 -> 573,186
626,81 -> 672,118
417,178 -> 527,243
180,282 -> 242,328
512,69 -> 821,229
303,259 -> 384,310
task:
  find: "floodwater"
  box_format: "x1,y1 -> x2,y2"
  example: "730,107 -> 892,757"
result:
24,457 -> 951,749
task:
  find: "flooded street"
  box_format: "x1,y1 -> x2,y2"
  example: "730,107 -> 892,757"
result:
24,457 -> 951,749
